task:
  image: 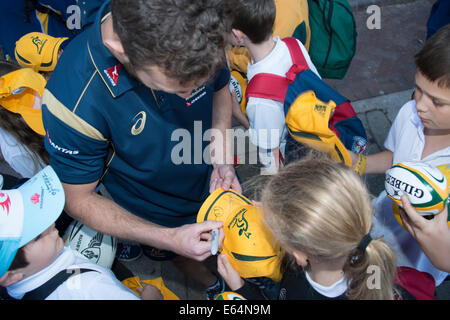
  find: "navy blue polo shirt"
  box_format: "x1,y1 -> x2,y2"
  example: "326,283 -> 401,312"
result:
42,2 -> 230,228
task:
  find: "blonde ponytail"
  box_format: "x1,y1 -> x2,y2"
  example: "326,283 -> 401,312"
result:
344,237 -> 397,300
261,152 -> 398,300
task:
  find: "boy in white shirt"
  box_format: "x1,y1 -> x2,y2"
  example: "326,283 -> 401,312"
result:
0,166 -> 160,300
350,24 -> 450,286
225,0 -> 320,173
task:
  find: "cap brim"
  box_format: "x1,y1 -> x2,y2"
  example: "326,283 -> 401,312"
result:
39,37 -> 68,72
196,188 -> 253,224
0,239 -> 21,278
17,166 -> 65,248
20,108 -> 45,136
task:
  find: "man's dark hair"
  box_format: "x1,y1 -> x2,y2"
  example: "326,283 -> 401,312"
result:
224,0 -> 275,44
111,0 -> 230,85
415,23 -> 450,89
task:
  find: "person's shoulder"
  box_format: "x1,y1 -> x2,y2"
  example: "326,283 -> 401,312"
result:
44,32 -> 103,114
393,99 -> 417,125
397,100 -> 416,117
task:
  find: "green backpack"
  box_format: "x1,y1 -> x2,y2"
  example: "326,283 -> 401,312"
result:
307,0 -> 357,79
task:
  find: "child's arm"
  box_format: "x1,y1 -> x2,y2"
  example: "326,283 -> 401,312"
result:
272,147 -> 281,171
231,90 -> 250,129
217,254 -> 244,291
400,195 -> 450,272
349,150 -> 393,175
217,254 -> 267,299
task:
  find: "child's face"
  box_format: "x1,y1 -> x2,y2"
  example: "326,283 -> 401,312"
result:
20,223 -> 64,277
414,71 -> 450,132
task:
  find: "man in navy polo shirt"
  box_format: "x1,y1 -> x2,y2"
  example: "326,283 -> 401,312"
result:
42,0 -> 240,298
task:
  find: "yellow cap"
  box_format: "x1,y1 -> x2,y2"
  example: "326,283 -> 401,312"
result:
285,90 -> 352,166
197,188 -> 284,282
15,32 -> 67,72
0,68 -> 46,135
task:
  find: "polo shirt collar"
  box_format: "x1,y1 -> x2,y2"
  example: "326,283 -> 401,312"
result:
87,1 -> 139,98
410,101 -> 424,131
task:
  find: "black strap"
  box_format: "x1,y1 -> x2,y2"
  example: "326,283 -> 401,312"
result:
22,268 -> 98,300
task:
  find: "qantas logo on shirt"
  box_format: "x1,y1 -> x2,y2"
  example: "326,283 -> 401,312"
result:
185,85 -> 206,107
47,132 -> 80,155
104,64 -> 121,87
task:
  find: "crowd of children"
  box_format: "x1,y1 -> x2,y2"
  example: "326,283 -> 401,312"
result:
0,0 -> 449,300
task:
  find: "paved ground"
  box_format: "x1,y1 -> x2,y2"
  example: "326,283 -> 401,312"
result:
1,0 -> 448,300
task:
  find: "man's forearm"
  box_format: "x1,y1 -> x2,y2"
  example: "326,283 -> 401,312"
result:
211,85 -> 233,166
62,182 -> 175,251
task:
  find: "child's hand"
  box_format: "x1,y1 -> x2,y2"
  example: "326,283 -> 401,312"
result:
348,150 -> 358,169
399,194 -> 450,272
217,254 -> 244,291
399,194 -> 448,239
137,282 -> 163,300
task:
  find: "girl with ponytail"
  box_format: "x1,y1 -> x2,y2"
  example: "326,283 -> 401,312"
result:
218,152 -> 416,300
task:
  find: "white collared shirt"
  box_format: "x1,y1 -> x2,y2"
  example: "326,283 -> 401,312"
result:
371,100 -> 450,286
7,247 -> 139,300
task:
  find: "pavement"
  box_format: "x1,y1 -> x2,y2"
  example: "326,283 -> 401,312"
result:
1,0 -> 448,300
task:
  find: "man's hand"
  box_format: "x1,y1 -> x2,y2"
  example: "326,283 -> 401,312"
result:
171,220 -> 224,261
210,164 -> 242,193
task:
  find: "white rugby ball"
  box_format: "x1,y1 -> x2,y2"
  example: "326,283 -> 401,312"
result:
63,220 -> 117,269
385,161 -> 449,215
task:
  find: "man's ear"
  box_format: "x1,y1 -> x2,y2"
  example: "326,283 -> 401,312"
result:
0,271 -> 24,287
292,250 -> 309,268
103,35 -> 130,64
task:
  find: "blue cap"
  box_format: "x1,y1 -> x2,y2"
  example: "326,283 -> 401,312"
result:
0,166 -> 65,277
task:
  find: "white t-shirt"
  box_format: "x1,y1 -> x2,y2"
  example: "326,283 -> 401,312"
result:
7,247 -> 140,300
246,36 -> 320,171
371,100 -> 450,286
0,127 -> 45,178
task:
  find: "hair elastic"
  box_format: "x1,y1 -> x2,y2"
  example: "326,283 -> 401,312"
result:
357,234 -> 372,253
349,234 -> 373,266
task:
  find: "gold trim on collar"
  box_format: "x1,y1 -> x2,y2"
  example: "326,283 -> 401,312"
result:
87,42 -> 116,98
